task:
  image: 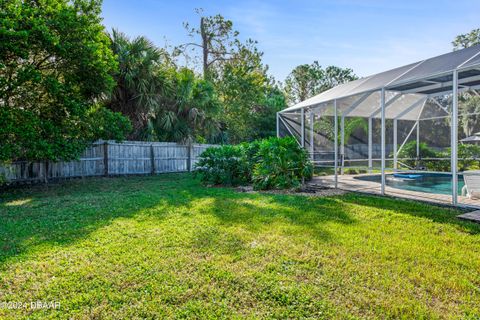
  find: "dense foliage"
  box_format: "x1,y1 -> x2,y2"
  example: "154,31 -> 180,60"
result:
0,0 -> 131,162
195,137 -> 312,190
107,29 -> 169,140
284,62 -> 357,105
106,15 -> 285,144
396,141 -> 439,170
253,137 -> 313,190
177,13 -> 286,143
395,141 -> 480,172
217,46 -> 286,142
194,145 -> 249,186
151,68 -> 222,143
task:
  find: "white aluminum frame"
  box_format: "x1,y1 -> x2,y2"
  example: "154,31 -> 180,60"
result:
277,56 -> 478,207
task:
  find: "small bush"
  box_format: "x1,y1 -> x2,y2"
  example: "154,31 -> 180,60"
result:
394,141 -> 480,172
195,137 -> 313,190
458,144 -> 480,171
194,145 -> 249,186
395,141 -> 448,171
252,137 -> 313,190
344,168 -> 367,175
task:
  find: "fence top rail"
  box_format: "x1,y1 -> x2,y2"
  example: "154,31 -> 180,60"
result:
92,140 -> 221,148
1,141 -> 220,184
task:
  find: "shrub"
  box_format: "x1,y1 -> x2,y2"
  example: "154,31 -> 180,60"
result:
252,137 -> 313,190
396,141 -> 436,168
194,145 -> 249,186
458,144 -> 480,171
393,141 -> 480,172
195,137 -> 313,190
344,168 -> 367,175
240,140 -> 262,181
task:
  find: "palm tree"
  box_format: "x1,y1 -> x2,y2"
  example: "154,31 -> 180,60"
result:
107,29 -> 170,139
151,68 -> 221,143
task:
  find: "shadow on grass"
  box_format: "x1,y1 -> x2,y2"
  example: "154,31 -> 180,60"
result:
0,174 -> 198,264
207,192 -> 356,242
0,174 -> 356,265
1,174 -> 478,266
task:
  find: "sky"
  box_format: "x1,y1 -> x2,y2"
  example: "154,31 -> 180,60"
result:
101,0 -> 480,82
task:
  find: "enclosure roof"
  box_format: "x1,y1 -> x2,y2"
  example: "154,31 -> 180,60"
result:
281,44 -> 480,117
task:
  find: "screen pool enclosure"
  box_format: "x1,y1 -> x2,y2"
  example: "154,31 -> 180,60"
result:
277,44 -> 480,208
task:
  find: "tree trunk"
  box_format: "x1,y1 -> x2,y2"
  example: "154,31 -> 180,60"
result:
200,17 -> 209,79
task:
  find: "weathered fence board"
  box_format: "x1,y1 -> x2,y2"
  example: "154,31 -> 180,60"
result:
0,141 -> 219,184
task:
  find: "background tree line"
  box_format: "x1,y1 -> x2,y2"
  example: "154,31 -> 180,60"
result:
2,0 -> 478,164
0,0 -> 353,163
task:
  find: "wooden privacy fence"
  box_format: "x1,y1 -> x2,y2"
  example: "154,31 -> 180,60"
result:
0,141 -> 218,183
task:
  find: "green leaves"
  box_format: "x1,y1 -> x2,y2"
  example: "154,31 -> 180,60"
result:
152,68 -> 222,143
252,137 -> 313,190
1,0 -> 128,162
195,137 -> 313,190
194,145 -> 250,186
284,62 -> 357,105
452,28 -> 480,50
107,29 -> 222,143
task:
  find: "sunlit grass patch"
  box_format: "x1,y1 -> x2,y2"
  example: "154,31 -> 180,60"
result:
3,198 -> 32,207
0,174 -> 479,319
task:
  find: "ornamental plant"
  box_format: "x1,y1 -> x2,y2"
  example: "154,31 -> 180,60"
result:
194,145 -> 249,186
252,137 -> 313,190
195,137 -> 313,190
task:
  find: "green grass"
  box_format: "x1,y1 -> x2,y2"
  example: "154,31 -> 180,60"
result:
1,174 -> 480,319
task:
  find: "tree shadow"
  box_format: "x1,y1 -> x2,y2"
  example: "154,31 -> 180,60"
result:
204,192 -> 357,242
0,174 -> 204,265
1,174 -> 477,268
0,174 -> 359,266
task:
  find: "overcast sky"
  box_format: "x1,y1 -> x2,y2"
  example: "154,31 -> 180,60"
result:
101,0 -> 480,82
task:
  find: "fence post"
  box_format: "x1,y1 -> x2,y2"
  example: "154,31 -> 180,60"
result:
187,142 -> 192,172
150,144 -> 155,175
44,160 -> 49,184
104,141 -> 109,177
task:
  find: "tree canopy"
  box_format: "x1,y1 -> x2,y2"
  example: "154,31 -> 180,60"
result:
452,28 -> 480,50
1,3 -> 363,163
176,12 -> 286,143
284,61 -> 357,105
0,0 -> 130,162
452,28 -> 480,138
151,68 -> 222,143
107,29 -> 171,140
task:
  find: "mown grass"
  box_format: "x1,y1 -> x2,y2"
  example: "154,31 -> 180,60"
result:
0,174 -> 479,319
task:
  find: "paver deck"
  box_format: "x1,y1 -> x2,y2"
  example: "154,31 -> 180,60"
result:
457,210 -> 480,223
310,174 -> 480,208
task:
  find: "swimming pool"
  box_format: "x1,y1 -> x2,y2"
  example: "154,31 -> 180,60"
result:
354,173 -> 464,195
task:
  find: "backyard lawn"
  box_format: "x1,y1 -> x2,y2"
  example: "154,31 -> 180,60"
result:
1,174 -> 480,319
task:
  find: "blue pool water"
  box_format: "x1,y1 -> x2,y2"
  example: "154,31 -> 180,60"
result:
354,173 -> 464,195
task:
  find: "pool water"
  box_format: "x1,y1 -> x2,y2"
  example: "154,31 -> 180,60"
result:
354,173 -> 464,195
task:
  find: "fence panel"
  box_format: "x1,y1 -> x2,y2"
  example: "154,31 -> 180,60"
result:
0,141 -> 219,184
191,144 -> 218,168
153,142 -> 188,173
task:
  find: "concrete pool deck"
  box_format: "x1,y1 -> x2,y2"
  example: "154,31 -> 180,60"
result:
457,210 -> 480,223
310,174 -> 480,209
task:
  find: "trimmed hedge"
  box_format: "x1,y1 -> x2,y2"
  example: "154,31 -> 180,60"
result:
194,137 -> 313,190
